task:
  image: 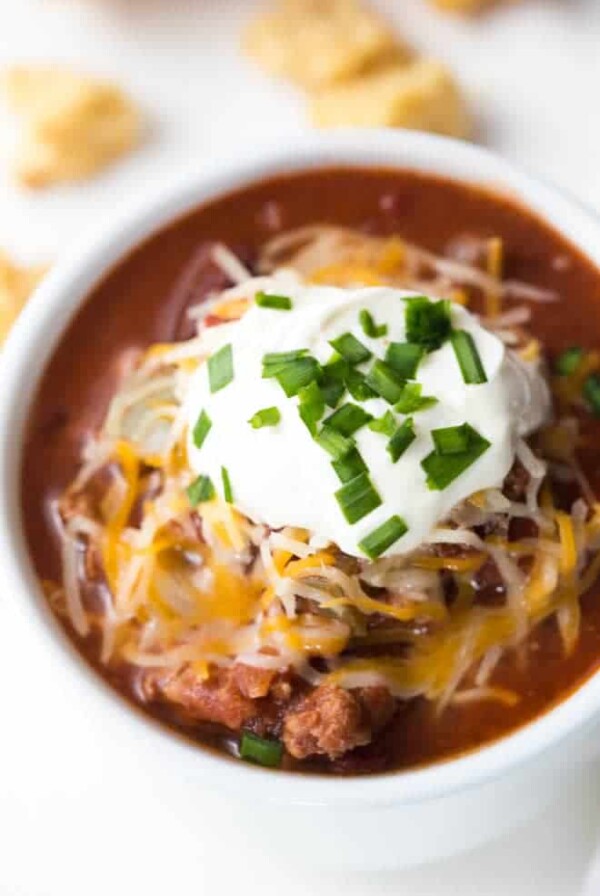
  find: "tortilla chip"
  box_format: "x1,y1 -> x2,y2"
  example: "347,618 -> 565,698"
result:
2,66 -> 141,188
244,0 -> 403,88
0,252 -> 47,344
429,0 -> 509,13
310,59 -> 470,138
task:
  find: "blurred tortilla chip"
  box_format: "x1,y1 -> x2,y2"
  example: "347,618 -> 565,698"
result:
310,58 -> 470,138
2,66 -> 141,188
0,252 -> 47,344
429,0 -> 512,14
244,0 -> 404,88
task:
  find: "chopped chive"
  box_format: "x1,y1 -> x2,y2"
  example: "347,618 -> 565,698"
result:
331,448 -> 368,483
421,424 -> 491,490
318,355 -> 348,408
240,731 -> 283,768
359,515 -> 408,559
255,291 -> 293,311
345,367 -> 376,402
387,417 -> 416,463
221,466 -> 234,503
450,330 -> 487,385
192,409 -> 212,449
405,296 -> 452,352
320,378 -> 346,408
368,410 -> 397,437
431,424 -> 471,456
274,356 -> 320,397
262,349 -> 308,376
385,342 -> 424,379
583,374 -> 600,417
359,308 -> 388,339
208,343 -> 234,393
394,382 -> 438,414
248,406 -> 281,429
324,402 -> 373,437
314,425 -> 355,460
187,475 -> 215,506
365,360 -> 405,404
298,381 -> 325,435
329,332 -> 372,365
422,449 -> 487,491
555,346 -> 584,377
335,472 -> 382,524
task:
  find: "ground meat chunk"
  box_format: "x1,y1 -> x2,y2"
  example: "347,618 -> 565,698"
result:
144,662 -> 289,733
283,684 -> 395,760
283,686 -> 367,760
150,665 -> 259,730
232,663 -> 277,699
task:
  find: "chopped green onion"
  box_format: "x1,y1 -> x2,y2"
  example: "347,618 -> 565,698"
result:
262,351 -> 317,384
368,410 -> 397,437
187,475 -> 215,506
320,379 -> 346,409
345,368 -> 376,402
387,417 -> 416,463
394,382 -> 438,414
359,515 -> 408,559
221,466 -> 233,503
583,373 -> 600,417
331,448 -> 368,483
208,343 -> 234,393
262,349 -> 308,377
314,425 -> 355,460
318,356 -> 348,408
329,332 -> 372,365
274,356 -> 320,397
385,342 -> 424,379
324,402 -> 373,437
365,360 -> 405,404
298,381 -> 326,435
405,296 -> 452,352
255,291 -> 293,311
248,406 -> 281,429
240,731 -> 283,768
555,346 -> 584,377
421,424 -> 491,490
192,409 -> 212,449
450,330 -> 487,385
359,308 -> 388,339
431,424 -> 471,456
335,472 -> 382,524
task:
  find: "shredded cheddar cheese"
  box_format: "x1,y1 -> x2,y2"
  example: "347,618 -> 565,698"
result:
484,237 -> 503,318
412,553 -> 485,573
556,512 -> 577,579
282,552 -> 337,577
322,593 -> 446,622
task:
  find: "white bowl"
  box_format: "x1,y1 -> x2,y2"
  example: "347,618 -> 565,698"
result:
3,130 -> 600,869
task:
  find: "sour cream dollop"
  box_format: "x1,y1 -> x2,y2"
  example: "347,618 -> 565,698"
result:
186,280 -> 550,558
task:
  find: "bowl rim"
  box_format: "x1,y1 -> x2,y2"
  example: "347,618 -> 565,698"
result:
3,129 -> 600,808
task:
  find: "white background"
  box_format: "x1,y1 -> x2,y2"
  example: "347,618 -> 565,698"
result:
2,2 -> 600,894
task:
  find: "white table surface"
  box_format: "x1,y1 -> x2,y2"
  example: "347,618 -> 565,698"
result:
2,2 -> 600,894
